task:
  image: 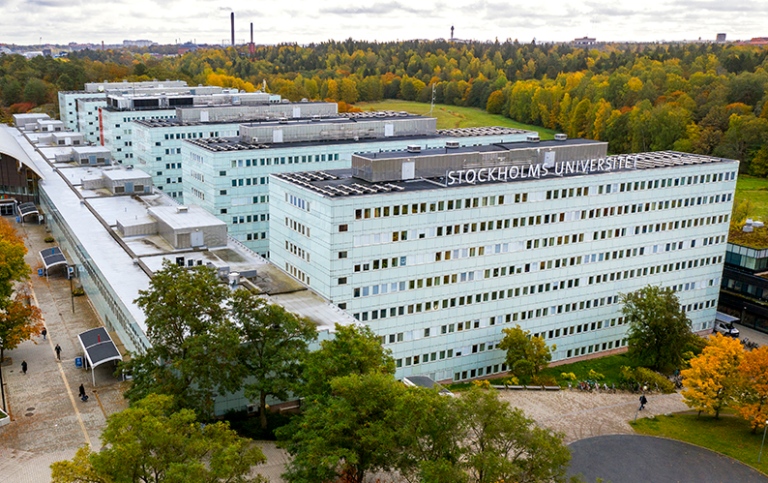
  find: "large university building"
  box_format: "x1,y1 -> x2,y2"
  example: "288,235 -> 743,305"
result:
269,144 -> 737,382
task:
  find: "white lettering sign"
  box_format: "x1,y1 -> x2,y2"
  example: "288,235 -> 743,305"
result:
446,156 -> 638,186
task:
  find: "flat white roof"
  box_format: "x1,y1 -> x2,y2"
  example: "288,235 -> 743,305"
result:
102,168 -> 152,181
148,205 -> 226,230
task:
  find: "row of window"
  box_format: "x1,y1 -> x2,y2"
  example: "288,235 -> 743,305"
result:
350,198 -> 730,248
245,232 -> 267,241
285,217 -> 310,237
286,240 -> 310,262
232,213 -> 269,224
354,194 -> 515,219
285,262 -> 309,285
231,177 -> 269,187
229,153 -> 340,168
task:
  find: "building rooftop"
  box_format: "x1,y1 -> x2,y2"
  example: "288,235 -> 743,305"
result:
5,124 -> 358,342
186,126 -> 531,153
274,151 -> 737,198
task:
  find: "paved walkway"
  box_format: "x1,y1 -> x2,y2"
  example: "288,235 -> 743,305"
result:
0,221 -> 129,482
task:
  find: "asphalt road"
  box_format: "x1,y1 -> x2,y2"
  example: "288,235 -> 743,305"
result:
568,434 -> 768,483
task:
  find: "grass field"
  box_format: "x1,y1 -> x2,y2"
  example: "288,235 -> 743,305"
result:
446,353 -> 633,392
355,100 -> 557,140
631,413 -> 768,474
735,175 -> 768,222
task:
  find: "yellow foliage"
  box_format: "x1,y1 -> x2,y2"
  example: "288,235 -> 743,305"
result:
627,76 -> 643,92
735,346 -> 768,431
681,334 -> 743,418
205,71 -> 257,92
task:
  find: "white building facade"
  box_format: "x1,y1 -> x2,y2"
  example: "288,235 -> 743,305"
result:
182,116 -> 539,256
268,147 -> 737,383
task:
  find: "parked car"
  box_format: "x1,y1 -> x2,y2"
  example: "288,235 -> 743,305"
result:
713,321 -> 740,338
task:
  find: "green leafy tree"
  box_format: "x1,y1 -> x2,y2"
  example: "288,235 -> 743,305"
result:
391,385 -> 465,483
125,260 -> 242,418
682,334 -> 743,418
621,285 -> 695,373
301,323 -> 394,397
230,289 -> 317,431
458,386 -> 571,483
278,373 -> 405,483
51,394 -> 266,483
499,325 -> 553,383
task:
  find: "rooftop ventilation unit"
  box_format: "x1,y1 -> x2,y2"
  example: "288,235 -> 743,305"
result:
278,118 -> 288,124
554,133 -> 568,141
526,134 -> 540,142
176,206 -> 189,213
311,115 -> 321,121
406,145 -> 422,153
446,141 -> 460,149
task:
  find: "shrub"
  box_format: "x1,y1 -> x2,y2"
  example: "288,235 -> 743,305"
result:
531,374 -> 558,386
588,369 -> 605,381
72,287 -> 85,296
44,235 -> 55,243
620,366 -> 675,393
560,372 -> 577,381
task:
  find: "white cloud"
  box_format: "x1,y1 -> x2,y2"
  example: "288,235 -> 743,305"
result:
2,0 -> 763,45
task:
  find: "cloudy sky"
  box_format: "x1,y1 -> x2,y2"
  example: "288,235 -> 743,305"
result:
2,0 -> 764,46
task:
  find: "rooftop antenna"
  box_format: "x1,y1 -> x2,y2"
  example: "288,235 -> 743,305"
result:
450,26 -> 454,41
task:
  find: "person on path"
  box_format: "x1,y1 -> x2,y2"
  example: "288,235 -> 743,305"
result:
639,394 -> 648,411
21,360 -> 27,375
41,328 -> 47,340
55,343 -> 61,361
78,384 -> 88,402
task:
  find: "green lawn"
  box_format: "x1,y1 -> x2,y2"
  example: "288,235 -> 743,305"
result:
735,175 -> 768,222
446,354 -> 633,392
632,413 -> 768,475
355,100 -> 556,140
538,353 -> 633,386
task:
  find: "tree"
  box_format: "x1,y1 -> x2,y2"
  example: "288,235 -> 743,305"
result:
301,323 -> 394,398
51,394 -> 266,483
458,385 -> 571,483
22,78 -> 50,105
230,289 -> 317,431
125,260 -> 242,418
621,285 -> 695,373
682,334 -> 743,419
278,373 -> 404,483
734,346 -> 768,432
499,325 -> 553,383
0,293 -> 43,364
0,217 -> 30,300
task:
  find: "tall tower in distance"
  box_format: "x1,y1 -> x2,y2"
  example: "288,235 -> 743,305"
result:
451,25 -> 454,41
231,12 -> 235,46
249,22 -> 255,55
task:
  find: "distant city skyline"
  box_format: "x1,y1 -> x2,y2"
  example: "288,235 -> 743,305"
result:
1,0 -> 763,47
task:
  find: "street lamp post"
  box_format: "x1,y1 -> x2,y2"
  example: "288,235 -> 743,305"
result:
759,420 -> 768,464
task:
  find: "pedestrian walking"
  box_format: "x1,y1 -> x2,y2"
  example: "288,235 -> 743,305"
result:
78,384 -> 88,402
41,328 -> 47,340
55,343 -> 61,361
21,360 -> 27,375
639,394 -> 648,411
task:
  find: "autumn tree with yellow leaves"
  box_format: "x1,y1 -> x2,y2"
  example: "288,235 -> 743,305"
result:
734,346 -> 768,433
682,334 -> 743,419
0,217 -> 42,364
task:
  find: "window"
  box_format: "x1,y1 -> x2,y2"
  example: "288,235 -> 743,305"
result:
338,251 -> 348,259
339,224 -> 348,232
338,277 -> 347,285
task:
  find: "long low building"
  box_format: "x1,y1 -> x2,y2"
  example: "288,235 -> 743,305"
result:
269,146 -> 737,383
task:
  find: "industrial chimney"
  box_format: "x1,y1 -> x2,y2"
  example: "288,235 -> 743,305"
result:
249,22 -> 255,55
231,12 -> 235,46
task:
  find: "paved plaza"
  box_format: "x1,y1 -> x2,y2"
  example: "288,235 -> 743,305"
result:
2,221 -> 768,482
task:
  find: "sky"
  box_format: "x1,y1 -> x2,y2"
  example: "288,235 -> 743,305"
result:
1,0 -> 765,47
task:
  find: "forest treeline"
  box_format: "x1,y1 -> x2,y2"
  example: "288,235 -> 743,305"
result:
2,39 -> 768,172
